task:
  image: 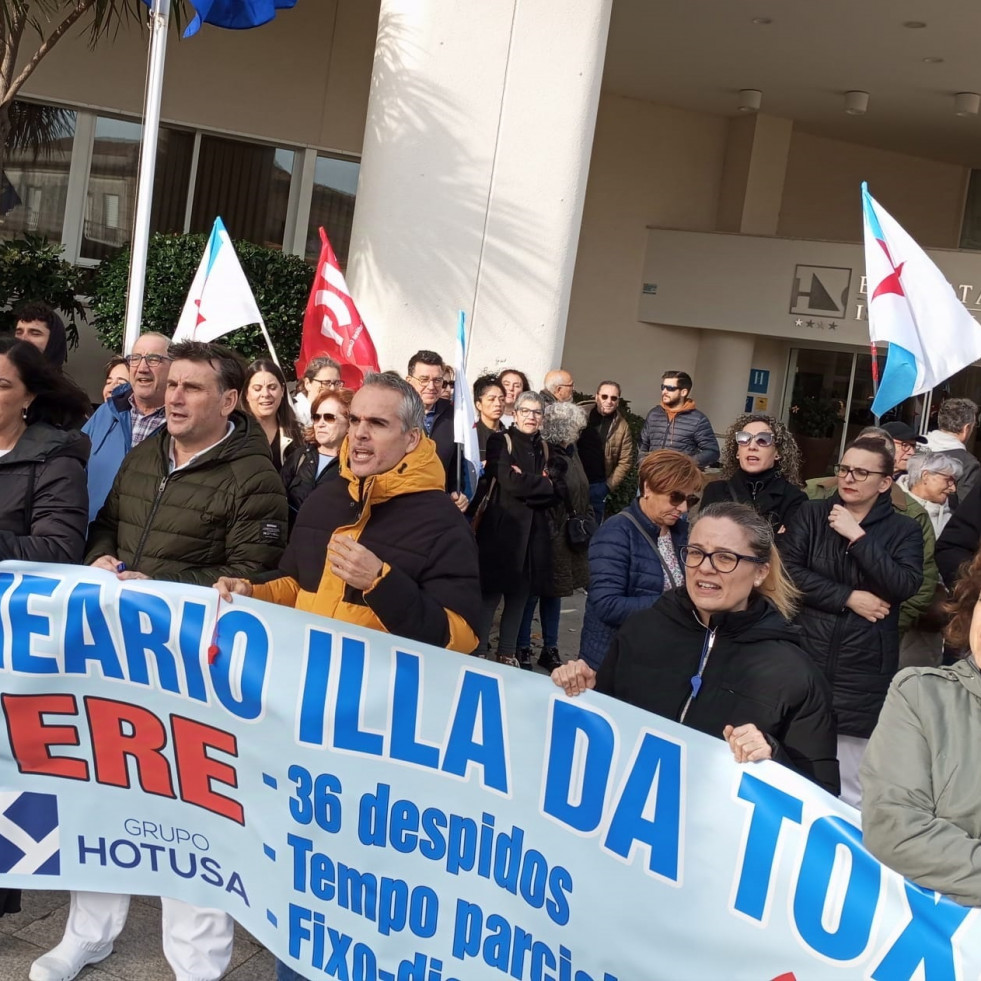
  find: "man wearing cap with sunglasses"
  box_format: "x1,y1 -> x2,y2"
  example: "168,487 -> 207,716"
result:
577,380 -> 635,522
639,370 -> 719,468
81,332 -> 172,522
881,420 -> 926,478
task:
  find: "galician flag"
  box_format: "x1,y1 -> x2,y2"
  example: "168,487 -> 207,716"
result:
453,311 -> 481,499
173,217 -> 265,344
862,182 -> 981,416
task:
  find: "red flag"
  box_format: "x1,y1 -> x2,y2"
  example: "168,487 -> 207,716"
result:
295,228 -> 379,388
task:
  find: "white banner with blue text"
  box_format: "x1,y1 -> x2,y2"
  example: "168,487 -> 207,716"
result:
0,563 -> 975,981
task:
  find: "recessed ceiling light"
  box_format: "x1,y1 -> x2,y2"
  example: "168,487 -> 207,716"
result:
922,56 -> 944,63
751,17 -> 772,25
903,20 -> 927,28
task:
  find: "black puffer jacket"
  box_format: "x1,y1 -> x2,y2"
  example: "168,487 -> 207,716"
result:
597,589 -> 839,794
638,402 -> 719,467
700,467 -> 807,535
0,423 -> 89,563
474,427 -> 554,595
87,412 -> 287,584
279,444 -> 340,528
782,492 -> 924,738
935,483 -> 981,587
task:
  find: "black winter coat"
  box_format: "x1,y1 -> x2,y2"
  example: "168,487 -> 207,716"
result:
428,398 -> 459,493
475,427 -> 554,595
935,483 -> 981,586
700,467 -> 807,535
0,423 -> 89,563
597,589 -> 840,795
280,444 -> 340,528
782,492 -> 924,738
543,444 -> 590,597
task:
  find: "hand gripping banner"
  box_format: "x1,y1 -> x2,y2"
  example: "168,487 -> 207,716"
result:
0,563 -> 976,981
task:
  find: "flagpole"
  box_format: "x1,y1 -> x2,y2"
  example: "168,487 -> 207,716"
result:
455,310 -> 465,495
122,0 -> 171,355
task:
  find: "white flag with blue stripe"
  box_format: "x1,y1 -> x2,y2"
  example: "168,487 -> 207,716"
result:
453,312 -> 481,498
173,217 -> 265,344
862,182 -> 981,416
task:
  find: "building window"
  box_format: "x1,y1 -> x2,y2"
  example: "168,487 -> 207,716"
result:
190,136 -> 294,249
306,154 -> 359,267
81,115 -> 193,262
0,101 -> 75,244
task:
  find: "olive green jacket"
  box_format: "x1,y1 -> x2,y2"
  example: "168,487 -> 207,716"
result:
87,411 -> 287,585
861,659 -> 981,907
803,477 -> 937,633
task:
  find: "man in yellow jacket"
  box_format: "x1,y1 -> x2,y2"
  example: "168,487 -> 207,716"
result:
216,372 -> 481,653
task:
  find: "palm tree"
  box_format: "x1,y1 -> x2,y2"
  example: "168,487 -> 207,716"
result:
0,2 -> 167,174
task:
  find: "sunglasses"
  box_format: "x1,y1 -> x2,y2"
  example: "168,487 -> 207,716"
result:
668,491 -> 700,508
734,431 -> 776,447
312,411 -> 343,422
598,394 -> 620,402
661,384 -> 680,392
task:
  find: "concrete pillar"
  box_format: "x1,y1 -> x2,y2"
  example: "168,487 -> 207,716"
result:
716,113 -> 792,237
700,115 -> 792,432
347,0 -> 613,383
694,330 -> 756,437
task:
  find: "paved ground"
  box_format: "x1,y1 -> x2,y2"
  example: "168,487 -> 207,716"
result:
0,592 -> 587,980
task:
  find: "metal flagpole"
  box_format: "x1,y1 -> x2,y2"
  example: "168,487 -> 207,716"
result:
122,0 -> 171,354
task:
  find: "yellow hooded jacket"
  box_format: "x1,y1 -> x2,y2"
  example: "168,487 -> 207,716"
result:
251,435 -> 478,653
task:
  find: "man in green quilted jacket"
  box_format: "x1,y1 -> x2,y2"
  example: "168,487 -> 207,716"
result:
32,341 -> 287,981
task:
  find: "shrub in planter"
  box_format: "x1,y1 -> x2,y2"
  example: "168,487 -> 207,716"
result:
90,232 -> 314,375
0,235 -> 85,347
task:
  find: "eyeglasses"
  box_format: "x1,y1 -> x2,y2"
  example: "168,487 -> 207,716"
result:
667,491 -> 700,508
661,384 -> 680,392
408,373 -> 444,389
924,470 -> 957,486
516,407 -> 544,417
312,411 -> 345,423
125,353 -> 171,368
734,431 -> 775,448
680,545 -> 766,574
833,464 -> 888,482
311,377 -> 343,389
443,380 -> 455,389
598,394 -> 620,402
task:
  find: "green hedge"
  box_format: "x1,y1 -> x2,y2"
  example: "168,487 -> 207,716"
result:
90,233 -> 314,376
0,235 -> 85,347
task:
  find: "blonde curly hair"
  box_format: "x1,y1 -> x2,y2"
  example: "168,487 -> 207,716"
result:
719,413 -> 803,488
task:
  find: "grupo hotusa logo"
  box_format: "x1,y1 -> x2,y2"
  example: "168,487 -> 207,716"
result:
0,790 -> 60,875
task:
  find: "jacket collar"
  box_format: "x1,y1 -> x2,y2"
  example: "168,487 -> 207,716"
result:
339,433 -> 446,507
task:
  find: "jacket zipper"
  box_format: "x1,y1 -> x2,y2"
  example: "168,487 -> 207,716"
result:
679,624 -> 717,723
131,475 -> 171,569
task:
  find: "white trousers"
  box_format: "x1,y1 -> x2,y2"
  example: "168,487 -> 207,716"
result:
837,734 -> 870,809
65,891 -> 233,981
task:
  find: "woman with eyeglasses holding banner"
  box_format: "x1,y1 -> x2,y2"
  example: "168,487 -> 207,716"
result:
554,501 -> 839,795
782,436 -> 924,806
700,413 -> 807,535
578,449 -> 701,668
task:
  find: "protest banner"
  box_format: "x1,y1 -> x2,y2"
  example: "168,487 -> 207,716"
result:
0,563 -> 976,980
